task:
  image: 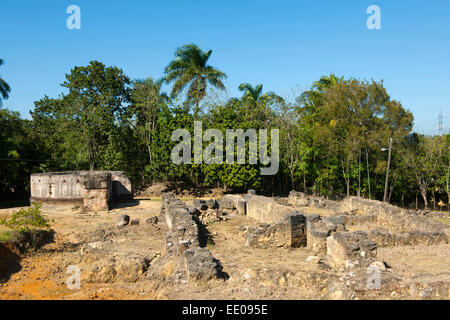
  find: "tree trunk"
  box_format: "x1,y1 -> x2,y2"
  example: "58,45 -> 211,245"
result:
420,188 -> 428,210
432,189 -> 436,211
147,143 -> 152,163
357,150 -> 361,197
303,173 -> 307,192
415,193 -> 418,210
290,169 -> 294,191
366,149 -> 371,199
446,163 -> 450,211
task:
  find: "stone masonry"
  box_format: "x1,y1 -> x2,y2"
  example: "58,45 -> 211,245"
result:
241,214 -> 307,248
246,195 -> 303,224
30,171 -> 133,212
326,231 -> 378,269
161,193 -> 218,282
82,172 -> 112,212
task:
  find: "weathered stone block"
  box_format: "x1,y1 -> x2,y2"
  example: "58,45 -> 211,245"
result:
116,214 -> 130,228
218,199 -> 235,209
82,173 -> 112,212
235,200 -> 246,215
307,230 -> 329,254
327,231 -> 377,269
242,213 -> 306,248
206,199 -> 217,209
247,195 -> 301,224
193,199 -> 208,211
184,248 -> 218,282
340,196 -> 400,215
368,229 -> 448,247
288,191 -> 326,208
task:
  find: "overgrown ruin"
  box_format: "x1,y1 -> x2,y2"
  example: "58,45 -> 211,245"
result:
1,188 -> 449,300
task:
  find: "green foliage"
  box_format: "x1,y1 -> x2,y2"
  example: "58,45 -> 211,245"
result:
0,203 -> 51,233
0,230 -> 12,242
0,58 -> 11,104
164,44 -> 227,115
2,46 -> 449,210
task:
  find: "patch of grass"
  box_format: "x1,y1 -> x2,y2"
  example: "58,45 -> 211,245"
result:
0,230 -> 12,242
206,238 -> 215,248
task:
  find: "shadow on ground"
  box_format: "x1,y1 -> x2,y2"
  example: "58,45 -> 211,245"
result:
0,242 -> 22,283
112,200 -> 140,209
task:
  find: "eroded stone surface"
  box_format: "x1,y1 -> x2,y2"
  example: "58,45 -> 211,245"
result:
327,231 -> 378,269
241,214 -> 307,248
161,193 -> 218,282
246,195 -> 302,224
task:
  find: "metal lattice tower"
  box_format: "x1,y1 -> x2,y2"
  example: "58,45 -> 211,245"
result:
438,110 -> 443,135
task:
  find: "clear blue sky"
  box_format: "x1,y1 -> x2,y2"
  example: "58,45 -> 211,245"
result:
1,0 -> 449,134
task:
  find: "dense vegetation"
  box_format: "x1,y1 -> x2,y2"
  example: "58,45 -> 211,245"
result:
0,44 -> 449,210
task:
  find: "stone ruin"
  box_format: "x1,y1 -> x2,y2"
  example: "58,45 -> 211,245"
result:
288,190 -> 327,208
160,193 -> 219,282
215,192 -> 448,273
105,191 -> 448,289
30,171 -> 133,212
61,189 -> 448,298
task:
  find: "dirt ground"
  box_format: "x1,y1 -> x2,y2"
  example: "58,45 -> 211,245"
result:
0,200 -> 449,300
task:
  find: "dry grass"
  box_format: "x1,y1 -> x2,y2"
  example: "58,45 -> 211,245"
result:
434,217 -> 450,227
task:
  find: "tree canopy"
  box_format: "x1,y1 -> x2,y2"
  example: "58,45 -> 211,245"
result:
1,45 -> 449,211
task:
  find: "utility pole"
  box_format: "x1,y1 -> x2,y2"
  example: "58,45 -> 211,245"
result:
383,138 -> 392,203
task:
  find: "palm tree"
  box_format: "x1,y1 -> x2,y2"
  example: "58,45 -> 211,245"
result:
164,44 -> 227,116
312,74 -> 344,92
237,83 -> 284,124
238,83 -> 284,105
0,59 -> 11,106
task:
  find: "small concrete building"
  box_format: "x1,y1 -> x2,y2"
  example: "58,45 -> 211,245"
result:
30,171 -> 133,212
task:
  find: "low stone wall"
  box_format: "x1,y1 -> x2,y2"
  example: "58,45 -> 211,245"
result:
376,210 -> 446,233
219,195 -> 247,215
161,193 -> 218,282
288,191 -> 326,208
241,214 -> 307,248
339,213 -> 378,226
339,196 -> 448,235
326,231 -> 378,269
368,230 -> 448,247
306,215 -> 346,255
340,196 -> 401,215
246,195 -> 302,224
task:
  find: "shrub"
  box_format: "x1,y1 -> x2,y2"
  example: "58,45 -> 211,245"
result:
0,203 -> 52,250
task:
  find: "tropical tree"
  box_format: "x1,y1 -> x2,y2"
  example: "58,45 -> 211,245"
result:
130,78 -> 168,164
237,83 -> 283,126
0,59 -> 11,106
402,134 -> 446,209
312,73 -> 344,92
32,61 -> 131,171
238,83 -> 284,105
164,44 -> 227,116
